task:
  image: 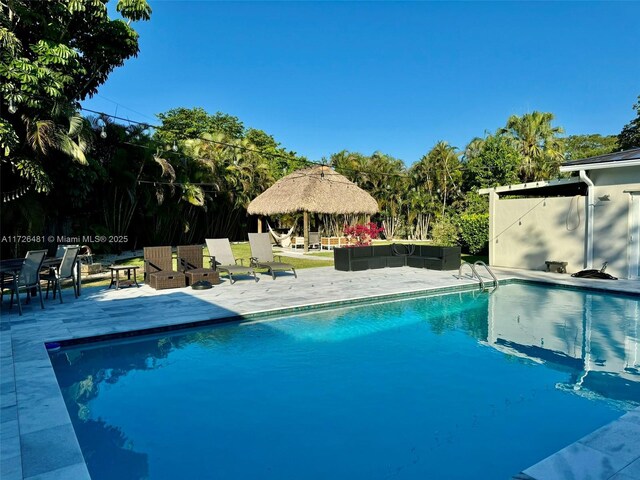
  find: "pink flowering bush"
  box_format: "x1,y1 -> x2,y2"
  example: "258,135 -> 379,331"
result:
343,222 -> 385,246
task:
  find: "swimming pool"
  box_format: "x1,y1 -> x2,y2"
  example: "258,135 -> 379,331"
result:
51,283 -> 640,479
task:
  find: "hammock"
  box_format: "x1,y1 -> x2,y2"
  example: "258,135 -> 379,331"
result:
266,221 -> 296,248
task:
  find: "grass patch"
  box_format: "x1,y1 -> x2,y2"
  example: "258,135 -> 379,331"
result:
79,242 -> 332,289
461,254 -> 489,264
307,251 -> 334,258
220,243 -> 333,269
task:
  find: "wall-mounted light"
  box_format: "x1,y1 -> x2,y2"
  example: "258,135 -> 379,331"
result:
597,194 -> 610,202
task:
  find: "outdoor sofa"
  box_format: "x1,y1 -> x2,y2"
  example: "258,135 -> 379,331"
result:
334,244 -> 461,272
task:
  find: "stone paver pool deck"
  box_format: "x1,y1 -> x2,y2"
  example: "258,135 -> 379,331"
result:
1,266 -> 638,480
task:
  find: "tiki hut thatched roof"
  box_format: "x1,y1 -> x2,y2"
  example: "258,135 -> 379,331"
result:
247,165 -> 379,216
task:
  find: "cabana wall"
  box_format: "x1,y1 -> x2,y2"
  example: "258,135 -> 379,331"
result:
483,154 -> 640,280
589,166 -> 640,279
489,194 -> 586,273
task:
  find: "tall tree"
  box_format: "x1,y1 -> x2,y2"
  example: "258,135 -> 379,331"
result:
367,152 -> 407,238
0,0 -> 152,192
155,107 -> 245,145
618,95 -> 640,150
329,150 -> 371,186
421,141 -> 462,217
245,128 -> 306,179
179,132 -> 274,239
405,173 -> 436,240
563,134 -> 618,161
500,111 -> 564,182
463,134 -> 520,190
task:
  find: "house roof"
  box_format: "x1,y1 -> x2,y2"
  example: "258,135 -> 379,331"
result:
560,147 -> 640,172
478,177 -> 586,197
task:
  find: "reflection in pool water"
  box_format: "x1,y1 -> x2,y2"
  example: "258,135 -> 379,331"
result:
51,284 -> 639,480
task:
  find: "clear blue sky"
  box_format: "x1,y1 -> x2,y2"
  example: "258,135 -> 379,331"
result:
83,1 -> 640,165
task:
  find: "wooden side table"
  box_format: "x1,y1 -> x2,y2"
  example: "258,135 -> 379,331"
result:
108,265 -> 140,289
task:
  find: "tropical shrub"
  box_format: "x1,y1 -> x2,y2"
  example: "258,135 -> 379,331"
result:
430,216 -> 458,246
343,222 -> 385,246
457,213 -> 489,254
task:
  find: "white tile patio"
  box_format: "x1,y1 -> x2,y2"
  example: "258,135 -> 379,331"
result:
0,265 -> 638,480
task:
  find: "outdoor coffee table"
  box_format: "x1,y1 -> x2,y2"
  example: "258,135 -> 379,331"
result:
108,265 -> 140,289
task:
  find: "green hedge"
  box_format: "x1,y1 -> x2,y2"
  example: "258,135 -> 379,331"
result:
431,217 -> 459,246
457,213 -> 489,254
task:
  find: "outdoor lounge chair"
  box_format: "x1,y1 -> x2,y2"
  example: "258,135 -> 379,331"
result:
143,246 -> 186,290
177,245 -> 220,286
42,245 -> 80,303
248,233 -> 297,280
205,238 -> 257,284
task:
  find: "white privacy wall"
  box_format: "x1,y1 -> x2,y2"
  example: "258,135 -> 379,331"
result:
489,196 -> 586,273
590,166 -> 640,279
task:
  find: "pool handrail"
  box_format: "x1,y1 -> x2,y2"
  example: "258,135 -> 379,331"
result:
474,261 -> 499,291
458,261 -> 485,290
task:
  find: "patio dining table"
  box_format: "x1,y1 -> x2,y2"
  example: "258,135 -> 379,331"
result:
1,258 -> 27,315
0,256 -> 82,314
0,257 -> 69,272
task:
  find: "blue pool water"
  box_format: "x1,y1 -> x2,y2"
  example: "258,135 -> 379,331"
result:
51,284 -> 640,480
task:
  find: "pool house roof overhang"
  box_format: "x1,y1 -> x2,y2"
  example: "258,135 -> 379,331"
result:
478,177 -> 587,197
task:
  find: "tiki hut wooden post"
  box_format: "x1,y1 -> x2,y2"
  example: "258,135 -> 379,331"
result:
303,211 -> 309,252
247,166 -> 378,252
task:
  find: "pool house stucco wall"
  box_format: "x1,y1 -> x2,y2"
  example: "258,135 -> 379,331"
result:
482,150 -> 640,280
489,195 -> 585,273
589,166 -> 640,279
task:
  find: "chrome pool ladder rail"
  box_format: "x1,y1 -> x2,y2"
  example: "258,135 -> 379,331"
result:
474,261 -> 499,291
458,261 -> 499,292
458,261 -> 485,290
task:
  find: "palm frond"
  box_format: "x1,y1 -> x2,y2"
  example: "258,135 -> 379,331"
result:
153,155 -> 176,182
26,119 -> 56,155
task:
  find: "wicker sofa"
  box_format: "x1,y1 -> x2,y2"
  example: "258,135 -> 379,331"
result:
334,244 -> 461,272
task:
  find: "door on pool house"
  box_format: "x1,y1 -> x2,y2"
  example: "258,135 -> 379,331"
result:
628,191 -> 640,279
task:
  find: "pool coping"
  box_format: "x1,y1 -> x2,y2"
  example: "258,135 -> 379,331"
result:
1,268 -> 639,480
49,277 -> 639,349
50,281 -> 485,348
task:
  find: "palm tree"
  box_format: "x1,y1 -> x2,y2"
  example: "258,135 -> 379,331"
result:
500,111 -> 564,182
367,152 -> 407,238
423,141 -> 462,216
329,150 -> 370,187
463,136 -> 486,163
181,133 -> 274,238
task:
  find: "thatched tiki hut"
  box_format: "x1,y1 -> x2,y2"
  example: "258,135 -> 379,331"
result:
247,165 -> 379,252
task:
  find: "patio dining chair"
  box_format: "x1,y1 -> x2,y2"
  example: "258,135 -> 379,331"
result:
309,232 -> 320,249
8,249 -> 48,315
248,233 -> 297,280
143,246 -> 186,290
205,238 -> 257,284
55,244 -> 79,258
42,245 -> 80,303
177,245 -> 220,286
